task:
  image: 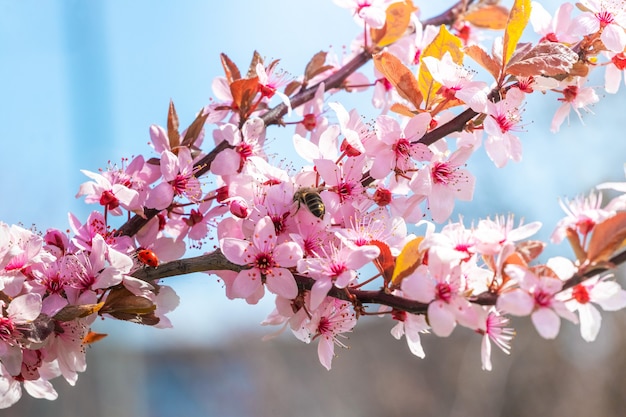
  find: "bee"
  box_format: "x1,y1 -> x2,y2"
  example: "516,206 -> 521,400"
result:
293,187 -> 325,218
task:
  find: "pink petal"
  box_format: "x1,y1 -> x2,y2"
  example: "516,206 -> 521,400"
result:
317,336 -> 335,370
145,182 -> 174,210
428,301 -> 457,337
578,304 -> 602,342
265,268 -> 298,299
8,293 -> 41,322
159,150 -> 179,181
310,279 -> 333,310
252,217 -> 277,251
23,379 -> 58,401
232,269 -> 263,299
221,237 -> 252,265
497,289 -> 534,316
211,149 -> 241,175
273,242 -> 303,268
531,307 -> 561,339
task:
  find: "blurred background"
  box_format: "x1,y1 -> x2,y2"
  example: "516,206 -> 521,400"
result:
2,0 -> 626,416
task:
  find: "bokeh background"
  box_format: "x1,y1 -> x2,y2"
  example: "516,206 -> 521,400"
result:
2,0 -> 626,416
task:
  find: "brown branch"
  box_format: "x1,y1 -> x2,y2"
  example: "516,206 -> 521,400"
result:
132,248 -> 626,316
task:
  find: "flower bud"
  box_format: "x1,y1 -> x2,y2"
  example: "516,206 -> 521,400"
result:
229,198 -> 249,218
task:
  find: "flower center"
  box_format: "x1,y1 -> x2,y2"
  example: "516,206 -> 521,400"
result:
99,190 -> 119,210
559,85 -> 578,103
596,10 -> 615,27
393,138 -> 411,157
302,114 -> 317,131
432,161 -> 454,185
436,282 -> 453,302
612,52 -> 626,70
534,290 -> 552,307
255,253 -> 275,275
0,317 -> 16,342
330,262 -> 347,278
572,284 -> 590,304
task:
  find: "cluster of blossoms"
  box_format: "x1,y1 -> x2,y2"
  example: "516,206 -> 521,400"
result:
5,0 -> 626,408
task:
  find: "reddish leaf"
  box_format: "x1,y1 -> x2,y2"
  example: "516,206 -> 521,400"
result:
304,51 -> 334,82
220,53 -> 241,84
464,44 -> 501,80
586,212 -> 626,264
373,51 -> 423,108
515,240 -> 546,263
167,100 -> 180,150
181,109 -> 210,149
370,240 -> 395,288
506,42 -> 579,77
247,50 -> 264,79
284,80 -> 302,97
230,76 -> 260,118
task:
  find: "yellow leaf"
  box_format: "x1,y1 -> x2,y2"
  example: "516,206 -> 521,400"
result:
373,51 -> 423,108
502,0 -> 532,67
418,25 -> 463,108
371,0 -> 417,47
391,237 -> 424,289
464,5 -> 510,30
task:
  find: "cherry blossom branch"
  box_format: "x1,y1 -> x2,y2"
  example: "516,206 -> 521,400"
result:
115,0 -> 474,239
133,246 -> 626,316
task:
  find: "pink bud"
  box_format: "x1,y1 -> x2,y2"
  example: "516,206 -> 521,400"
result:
229,198 -> 249,218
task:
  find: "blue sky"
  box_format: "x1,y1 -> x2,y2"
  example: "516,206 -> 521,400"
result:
1,1 -> 626,347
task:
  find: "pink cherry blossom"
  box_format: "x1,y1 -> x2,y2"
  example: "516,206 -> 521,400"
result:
367,113 -> 432,180
146,147 -> 202,210
303,297 -> 357,370
410,145 -> 475,223
256,62 -> 292,115
604,51 -> 626,93
550,77 -> 599,133
76,169 -> 140,216
0,293 -> 43,376
483,87 -> 525,168
551,191 -> 614,244
571,0 -> 626,52
0,360 -> 58,409
530,1 -> 578,44
294,83 -> 328,143
315,155 -> 368,223
422,52 -> 489,112
550,256 -> 626,342
497,264 -> 578,339
475,308 -> 514,371
401,247 -> 479,337
221,216 -> 303,300
211,118 -> 267,176
332,0 -> 391,29
473,214 -> 542,256
297,241 -> 379,309
390,309 -> 429,358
